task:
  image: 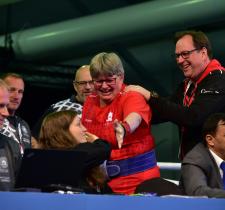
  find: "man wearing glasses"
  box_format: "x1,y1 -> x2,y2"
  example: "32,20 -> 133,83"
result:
32,65 -> 94,145
126,30 -> 225,159
73,65 -> 95,104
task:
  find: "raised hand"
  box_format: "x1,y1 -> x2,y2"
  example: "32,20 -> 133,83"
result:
114,119 -> 125,149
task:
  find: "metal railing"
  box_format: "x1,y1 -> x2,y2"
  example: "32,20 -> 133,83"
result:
157,162 -> 181,171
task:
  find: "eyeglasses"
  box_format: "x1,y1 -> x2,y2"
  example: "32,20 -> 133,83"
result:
74,80 -> 94,86
93,77 -> 117,87
175,49 -> 199,60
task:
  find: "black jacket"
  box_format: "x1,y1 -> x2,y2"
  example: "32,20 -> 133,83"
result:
149,70 -> 225,158
70,139 -> 112,194
73,139 -> 111,170
0,115 -> 31,167
0,133 -> 16,191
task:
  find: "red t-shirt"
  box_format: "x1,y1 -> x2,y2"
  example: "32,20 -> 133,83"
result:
82,86 -> 160,194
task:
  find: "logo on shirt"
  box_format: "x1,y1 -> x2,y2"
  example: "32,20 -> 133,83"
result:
20,125 -> 30,143
0,157 -> 8,170
200,89 -> 220,94
106,112 -> 113,122
0,119 -> 18,143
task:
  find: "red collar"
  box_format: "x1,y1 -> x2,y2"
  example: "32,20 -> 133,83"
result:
183,59 -> 225,107
196,59 -> 225,85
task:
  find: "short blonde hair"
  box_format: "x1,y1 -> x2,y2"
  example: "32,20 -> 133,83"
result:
90,52 -> 124,79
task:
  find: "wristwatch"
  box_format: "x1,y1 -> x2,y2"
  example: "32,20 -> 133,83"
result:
150,90 -> 159,98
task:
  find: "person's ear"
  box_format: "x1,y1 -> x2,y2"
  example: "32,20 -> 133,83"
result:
201,47 -> 207,53
73,82 -> 78,92
206,134 -> 214,147
201,47 -> 208,59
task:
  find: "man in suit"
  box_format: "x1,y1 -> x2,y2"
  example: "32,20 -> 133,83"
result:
180,112 -> 225,198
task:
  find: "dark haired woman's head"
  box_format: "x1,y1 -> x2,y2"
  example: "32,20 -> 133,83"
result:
39,110 -> 87,149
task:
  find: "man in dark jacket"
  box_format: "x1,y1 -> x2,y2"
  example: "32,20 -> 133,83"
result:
126,30 -> 225,159
180,113 -> 225,198
0,79 -> 15,191
0,73 -> 31,162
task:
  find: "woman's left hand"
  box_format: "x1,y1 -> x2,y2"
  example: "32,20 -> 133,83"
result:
85,132 -> 99,143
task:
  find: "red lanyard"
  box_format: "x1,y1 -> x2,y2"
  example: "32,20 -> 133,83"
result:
183,80 -> 196,107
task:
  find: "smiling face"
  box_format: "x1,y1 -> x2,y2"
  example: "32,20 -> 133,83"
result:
175,35 -> 209,82
94,74 -> 124,106
73,66 -> 94,104
69,115 -> 87,143
3,76 -> 24,116
39,110 -> 87,149
90,52 -> 125,106
0,85 -> 9,128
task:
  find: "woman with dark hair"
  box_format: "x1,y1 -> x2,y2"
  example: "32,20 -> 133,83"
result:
38,110 -> 112,193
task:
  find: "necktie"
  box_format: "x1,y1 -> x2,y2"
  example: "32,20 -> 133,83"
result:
220,161 -> 225,189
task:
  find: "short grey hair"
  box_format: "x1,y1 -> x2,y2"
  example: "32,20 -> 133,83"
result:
90,52 -> 124,79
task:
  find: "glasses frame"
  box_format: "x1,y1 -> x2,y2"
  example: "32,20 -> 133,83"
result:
93,76 -> 118,87
73,80 -> 94,86
175,48 -> 199,60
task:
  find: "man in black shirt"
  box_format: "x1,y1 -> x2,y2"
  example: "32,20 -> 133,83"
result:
126,30 -> 225,159
0,73 -> 31,162
32,65 -> 94,144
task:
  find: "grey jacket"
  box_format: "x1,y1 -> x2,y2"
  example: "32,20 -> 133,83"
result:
180,142 -> 225,198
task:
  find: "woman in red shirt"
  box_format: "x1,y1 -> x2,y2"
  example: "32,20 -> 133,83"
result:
82,52 -> 160,194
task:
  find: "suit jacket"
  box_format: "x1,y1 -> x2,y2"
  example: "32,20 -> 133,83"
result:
180,142 -> 225,198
